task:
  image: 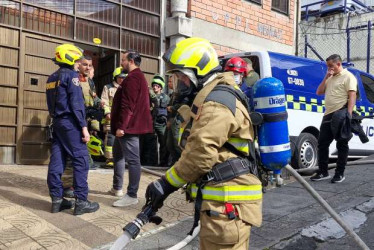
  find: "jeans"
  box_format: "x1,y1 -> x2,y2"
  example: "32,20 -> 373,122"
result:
318,113 -> 349,176
113,135 -> 141,198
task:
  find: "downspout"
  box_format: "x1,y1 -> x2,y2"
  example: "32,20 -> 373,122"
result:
165,0 -> 192,47
159,0 -> 167,75
295,0 -> 301,56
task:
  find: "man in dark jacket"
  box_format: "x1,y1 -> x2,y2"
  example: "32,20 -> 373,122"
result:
110,50 -> 153,206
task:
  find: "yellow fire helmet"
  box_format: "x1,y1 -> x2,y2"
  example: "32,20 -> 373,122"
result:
151,74 -> 165,89
54,43 -> 83,66
87,135 -> 103,156
162,37 -> 220,77
113,67 -> 127,80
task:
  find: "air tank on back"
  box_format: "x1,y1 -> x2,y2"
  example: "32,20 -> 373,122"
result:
253,77 -> 291,170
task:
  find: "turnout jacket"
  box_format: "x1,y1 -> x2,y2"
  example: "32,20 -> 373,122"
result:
165,72 -> 263,227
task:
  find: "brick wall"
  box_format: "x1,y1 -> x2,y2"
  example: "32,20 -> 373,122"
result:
190,0 -> 295,46
212,43 -> 242,56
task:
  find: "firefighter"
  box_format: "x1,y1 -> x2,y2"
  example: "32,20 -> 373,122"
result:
46,43 -> 99,215
145,38 -> 263,250
151,74 -> 170,166
101,67 -> 127,168
78,56 -> 103,169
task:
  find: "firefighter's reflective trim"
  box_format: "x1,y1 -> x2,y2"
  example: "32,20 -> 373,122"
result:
259,142 -> 290,153
46,81 -> 59,90
166,166 -> 187,188
178,127 -> 184,144
227,137 -> 249,154
190,184 -> 262,202
105,146 -> 112,153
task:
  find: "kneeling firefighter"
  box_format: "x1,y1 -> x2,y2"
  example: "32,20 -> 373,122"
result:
145,37 -> 263,250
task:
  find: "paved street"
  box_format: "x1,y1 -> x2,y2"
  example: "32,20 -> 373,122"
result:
0,165 -> 193,249
0,160 -> 374,250
121,160 -> 374,250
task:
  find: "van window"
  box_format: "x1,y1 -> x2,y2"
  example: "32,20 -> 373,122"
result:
361,74 -> 374,104
219,56 -> 260,76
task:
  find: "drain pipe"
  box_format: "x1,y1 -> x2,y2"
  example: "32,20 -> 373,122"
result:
165,0 -> 192,46
286,164 -> 370,250
296,159 -> 374,175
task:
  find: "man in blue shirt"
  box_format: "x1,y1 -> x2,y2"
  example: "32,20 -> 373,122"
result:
46,44 -> 99,215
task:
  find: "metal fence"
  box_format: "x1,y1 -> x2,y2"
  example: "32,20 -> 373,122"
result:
298,4 -> 374,74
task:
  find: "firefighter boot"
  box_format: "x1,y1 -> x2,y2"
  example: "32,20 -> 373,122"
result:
74,199 -> 100,215
51,197 -> 74,213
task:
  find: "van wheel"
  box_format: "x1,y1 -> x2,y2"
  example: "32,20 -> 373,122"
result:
292,133 -> 318,169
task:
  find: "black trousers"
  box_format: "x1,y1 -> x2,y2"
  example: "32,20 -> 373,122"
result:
318,113 -> 349,176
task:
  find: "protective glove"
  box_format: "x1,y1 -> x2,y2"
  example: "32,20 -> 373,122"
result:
145,177 -> 178,212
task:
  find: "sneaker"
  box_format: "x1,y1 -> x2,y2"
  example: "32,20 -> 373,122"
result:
331,174 -> 345,183
310,172 -> 330,181
112,194 -> 138,207
108,188 -> 124,197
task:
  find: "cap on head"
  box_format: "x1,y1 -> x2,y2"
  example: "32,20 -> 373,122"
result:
151,74 -> 165,89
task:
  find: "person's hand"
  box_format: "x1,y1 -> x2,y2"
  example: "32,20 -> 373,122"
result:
145,177 -> 178,212
116,129 -> 125,137
105,114 -> 111,120
100,100 -> 105,108
326,68 -> 334,79
167,106 -> 172,113
82,127 -> 90,143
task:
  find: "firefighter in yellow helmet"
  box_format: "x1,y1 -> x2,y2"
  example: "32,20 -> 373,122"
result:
47,43 -> 99,215
145,37 -> 263,250
100,67 -> 127,169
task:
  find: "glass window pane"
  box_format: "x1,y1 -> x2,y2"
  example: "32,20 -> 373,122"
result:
22,5 -> 74,38
77,0 -> 120,25
76,18 -> 119,48
24,0 -> 74,15
122,7 -> 159,36
0,0 -> 20,27
123,0 -> 160,14
272,0 -> 288,15
122,30 -> 159,57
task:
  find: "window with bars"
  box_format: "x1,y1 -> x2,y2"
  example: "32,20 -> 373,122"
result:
22,5 -> 74,38
122,7 -> 159,36
0,0 -> 20,27
245,0 -> 262,6
77,0 -> 120,25
24,0 -> 74,15
76,18 -> 120,48
123,0 -> 160,14
122,30 -> 159,57
272,0 -> 289,15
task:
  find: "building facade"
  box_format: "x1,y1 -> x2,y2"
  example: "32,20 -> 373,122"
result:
0,0 -> 296,165
188,0 -> 296,55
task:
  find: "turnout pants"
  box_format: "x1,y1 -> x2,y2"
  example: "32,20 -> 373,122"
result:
47,115 -> 89,200
200,203 -> 252,250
